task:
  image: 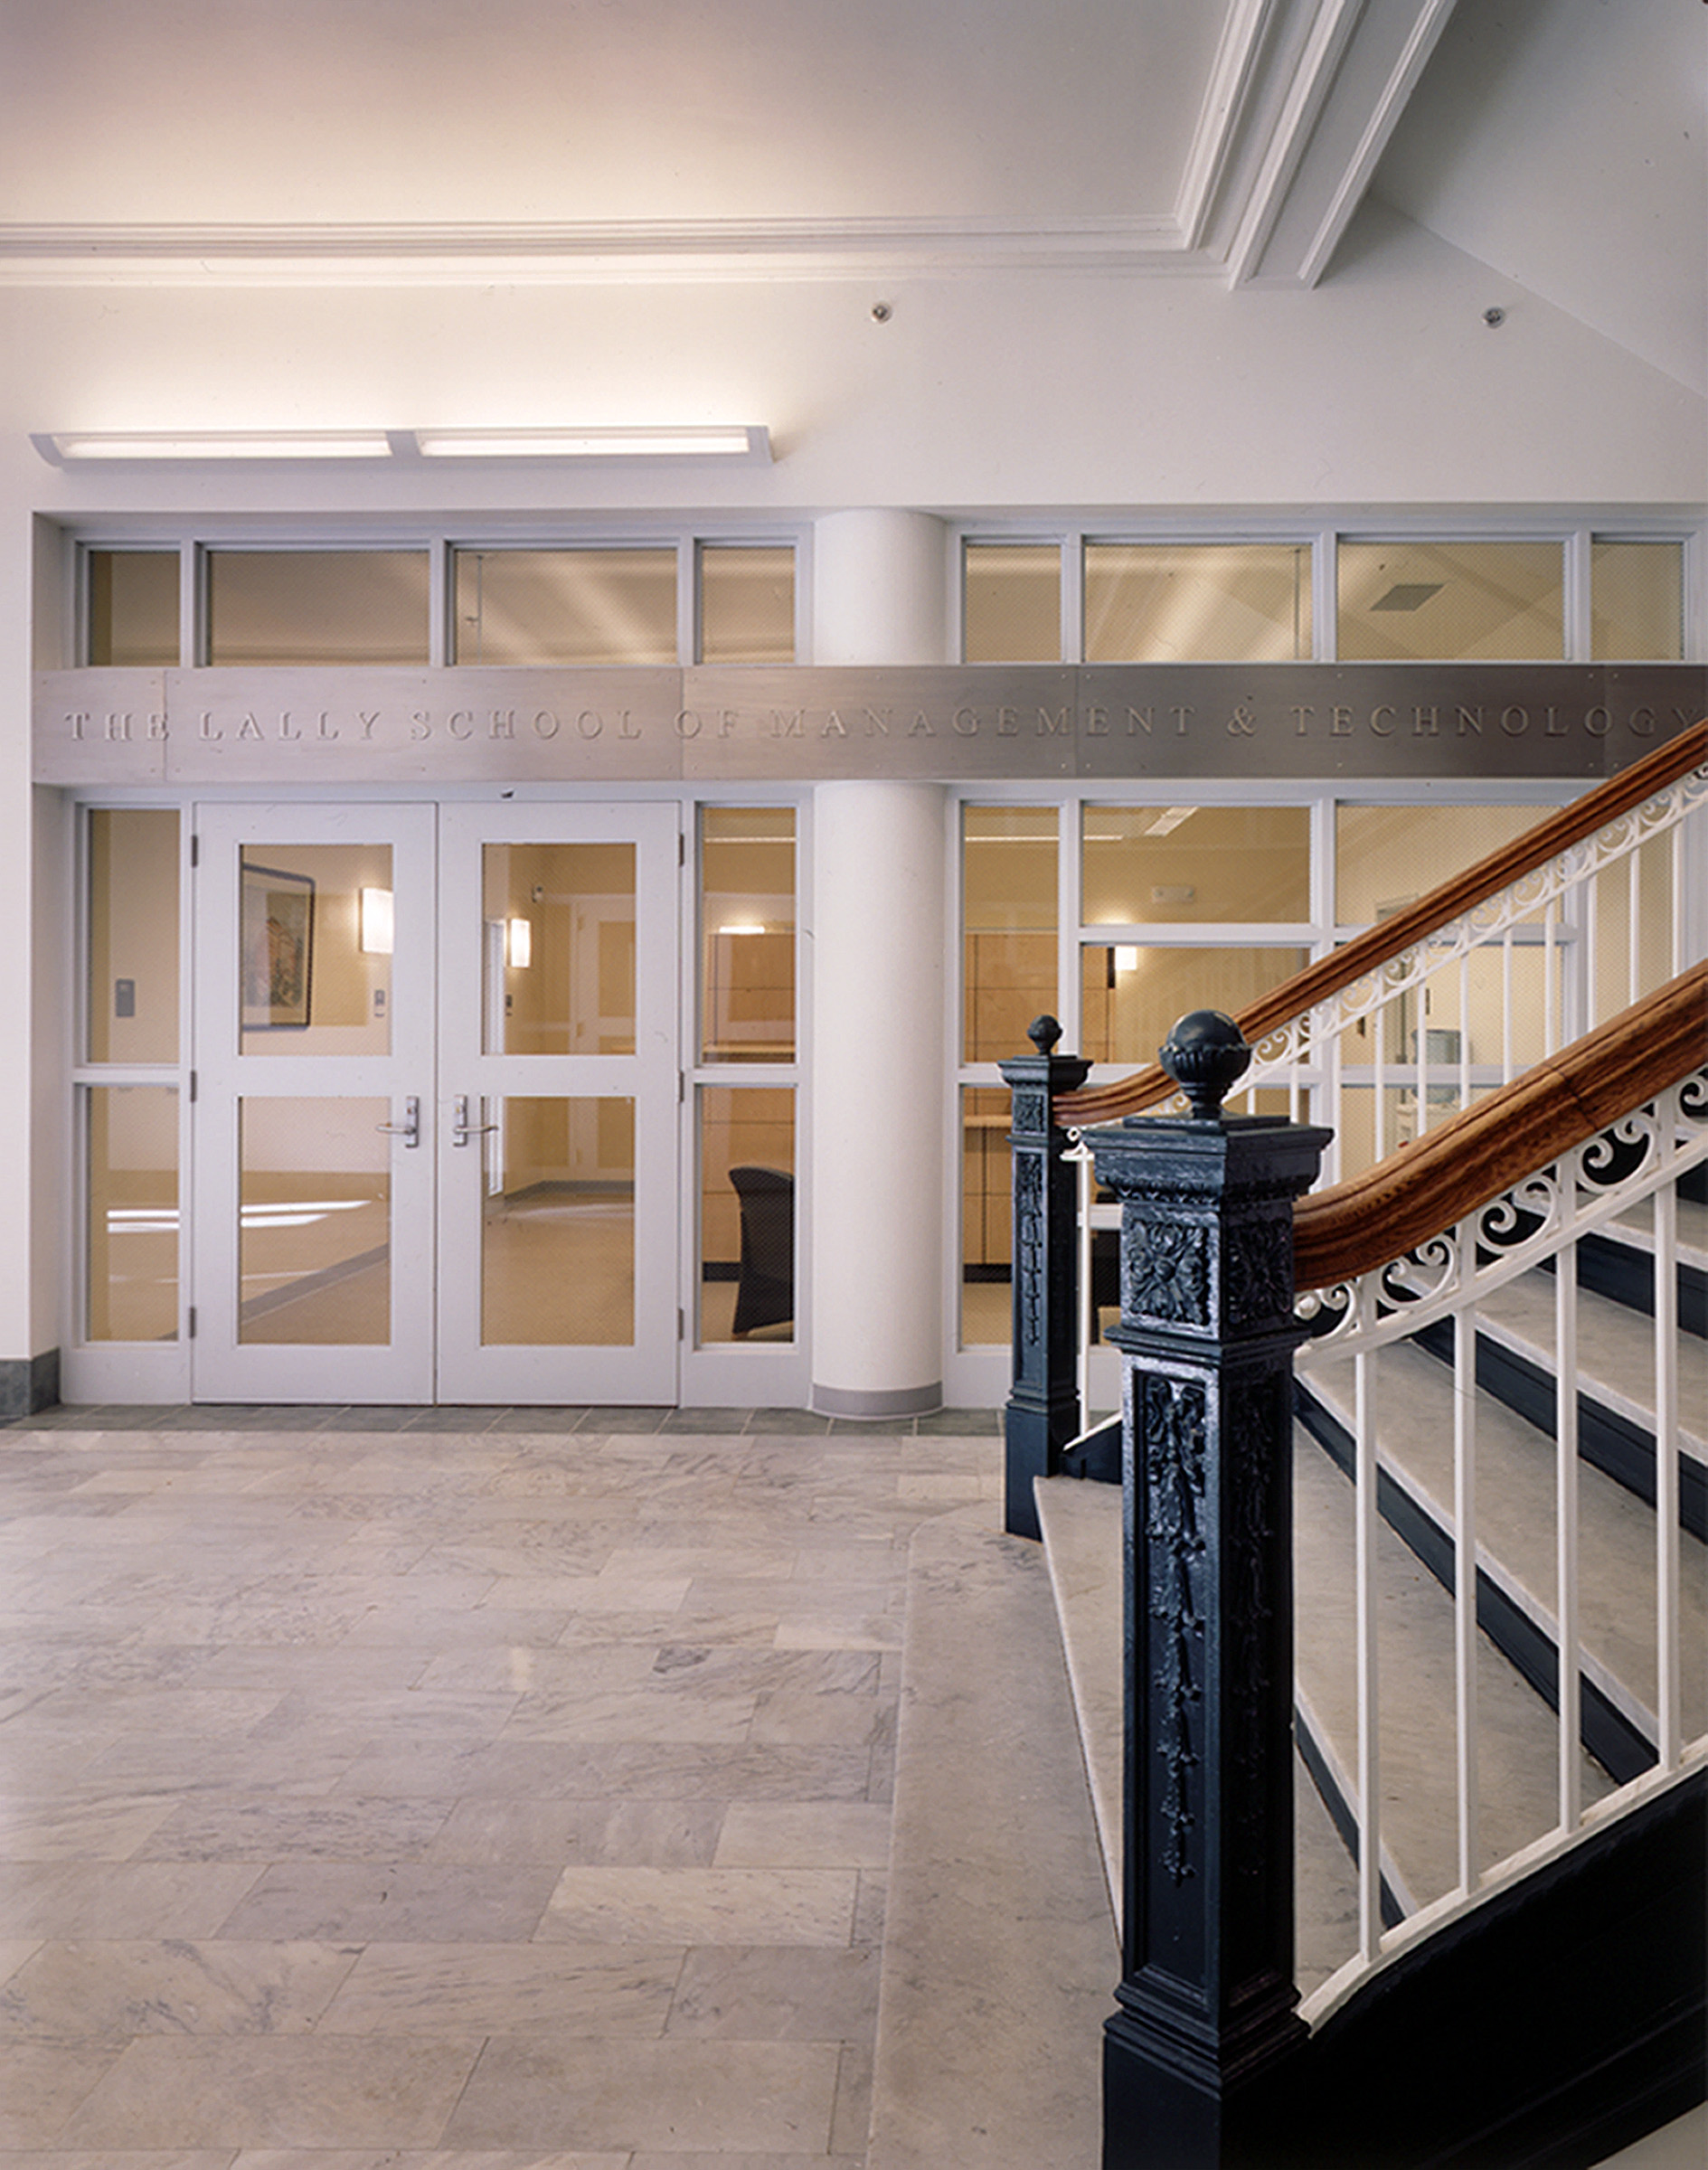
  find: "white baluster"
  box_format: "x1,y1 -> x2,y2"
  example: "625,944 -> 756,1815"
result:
1655,1177 -> 1681,1771
1556,1241 -> 1581,1833
1354,1347 -> 1382,1959
1454,1276 -> 1479,1895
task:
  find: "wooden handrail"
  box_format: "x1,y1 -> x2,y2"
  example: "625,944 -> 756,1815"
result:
1053,719 -> 1706,1128
1291,961 -> 1707,1293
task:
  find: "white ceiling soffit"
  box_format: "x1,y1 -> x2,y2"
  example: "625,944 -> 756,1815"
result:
0,0 -> 1458,288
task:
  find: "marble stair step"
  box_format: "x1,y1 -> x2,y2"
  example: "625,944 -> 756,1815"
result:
867,1504 -> 1111,2170
1035,1473 -> 1364,2001
1464,1269 -> 1707,1462
1298,1344 -> 1708,1741
1604,1192 -> 1707,1273
1292,1436 -> 1617,1916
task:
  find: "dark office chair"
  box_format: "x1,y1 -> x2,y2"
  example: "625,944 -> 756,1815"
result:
729,1165 -> 795,1335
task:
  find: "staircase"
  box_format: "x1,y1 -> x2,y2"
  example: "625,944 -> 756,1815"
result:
1006,1137 -> 1706,2165
974,730 -> 1708,2166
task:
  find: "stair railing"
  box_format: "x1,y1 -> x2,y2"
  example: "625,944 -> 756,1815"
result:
1055,720 -> 1706,1183
1290,963 -> 1707,2022
1004,724 -> 1708,1534
1070,979 -> 1705,2167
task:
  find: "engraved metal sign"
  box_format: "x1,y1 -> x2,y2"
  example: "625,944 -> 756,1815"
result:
33,662 -> 1704,788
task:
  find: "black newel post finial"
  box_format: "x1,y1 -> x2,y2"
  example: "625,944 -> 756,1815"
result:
1086,1035 -> 1330,2170
1000,1017 -> 1090,1543
1160,1009 -> 1252,1120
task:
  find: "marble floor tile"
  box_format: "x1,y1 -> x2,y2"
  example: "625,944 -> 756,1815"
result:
500,1685 -> 760,1745
0,2152 -> 237,2170
0,2043 -> 123,2146
538,1865 -> 858,1946
59,2035 -> 485,2148
665,1944 -> 880,2041
0,1413 -> 1038,2162
0,1792 -> 182,1862
749,1690 -> 890,1748
230,2155 -> 628,2169
425,1797 -> 724,1868
441,2034 -> 840,2152
0,1939 -> 360,2043
215,1863 -> 562,1945
832,2042 -> 877,2156
628,2159 -> 863,2170
713,1800 -> 892,1870
472,1741 -> 875,1804
0,1862 -> 266,1942
136,1793 -> 458,1863
318,1939 -> 681,2036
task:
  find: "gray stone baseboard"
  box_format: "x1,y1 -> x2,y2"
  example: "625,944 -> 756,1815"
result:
0,1351 -> 60,1420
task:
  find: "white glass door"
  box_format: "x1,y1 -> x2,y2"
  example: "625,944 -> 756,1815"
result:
433,803 -> 681,1407
191,804 -> 439,1403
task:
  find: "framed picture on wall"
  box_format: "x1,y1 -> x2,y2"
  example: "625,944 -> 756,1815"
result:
241,861 -> 315,1029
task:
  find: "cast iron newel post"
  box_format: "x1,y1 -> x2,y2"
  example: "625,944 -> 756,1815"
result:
999,1015 -> 1091,1542
1083,1013 -> 1330,2170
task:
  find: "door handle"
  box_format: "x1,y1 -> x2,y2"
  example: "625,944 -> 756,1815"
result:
376,1095 -> 421,1148
452,1093 -> 499,1146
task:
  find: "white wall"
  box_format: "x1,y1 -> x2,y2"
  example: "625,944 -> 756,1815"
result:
2,205 -> 1703,524
1,192 -> 1703,1381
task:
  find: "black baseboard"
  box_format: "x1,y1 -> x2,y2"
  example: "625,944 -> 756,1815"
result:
0,1351 -> 59,1420
1292,1770 -> 1705,2170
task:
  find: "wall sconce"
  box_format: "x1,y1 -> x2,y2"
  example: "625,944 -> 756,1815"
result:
506,917 -> 533,969
717,920 -> 768,937
1113,946 -> 1140,973
359,888 -> 395,955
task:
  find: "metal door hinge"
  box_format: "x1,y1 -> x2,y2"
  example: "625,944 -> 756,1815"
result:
186,1307 -> 196,1339
189,834 -> 199,867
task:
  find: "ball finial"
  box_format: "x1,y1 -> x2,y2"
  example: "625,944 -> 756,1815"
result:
1027,1015 -> 1063,1055
1158,1010 -> 1251,1119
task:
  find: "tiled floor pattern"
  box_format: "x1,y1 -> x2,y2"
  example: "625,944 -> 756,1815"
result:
0,1408 -> 1003,2163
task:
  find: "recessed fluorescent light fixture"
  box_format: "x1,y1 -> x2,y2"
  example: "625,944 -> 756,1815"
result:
36,429 -> 394,463
36,425 -> 772,465
411,425 -> 769,460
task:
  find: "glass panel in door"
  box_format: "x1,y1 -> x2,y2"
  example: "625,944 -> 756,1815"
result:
191,805 -> 437,1405
436,806 -> 679,1406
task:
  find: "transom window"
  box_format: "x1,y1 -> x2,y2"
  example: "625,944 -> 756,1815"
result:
963,533 -> 1689,665
80,538 -> 800,668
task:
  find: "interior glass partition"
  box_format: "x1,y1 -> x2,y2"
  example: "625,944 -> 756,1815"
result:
694,808 -> 800,1351
86,551 -> 180,667
84,1085 -> 178,1344
1083,542 -> 1312,662
206,551 -> 431,665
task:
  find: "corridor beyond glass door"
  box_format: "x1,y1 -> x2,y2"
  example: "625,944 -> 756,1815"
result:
435,807 -> 680,1406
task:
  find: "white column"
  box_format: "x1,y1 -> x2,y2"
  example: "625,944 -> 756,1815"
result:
810,778 -> 948,1416
808,510 -> 950,1416
811,508 -> 948,666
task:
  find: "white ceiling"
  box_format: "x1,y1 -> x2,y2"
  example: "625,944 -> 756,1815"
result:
1,0 -> 1702,389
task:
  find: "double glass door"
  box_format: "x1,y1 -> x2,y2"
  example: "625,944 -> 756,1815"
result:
191,802 -> 680,1405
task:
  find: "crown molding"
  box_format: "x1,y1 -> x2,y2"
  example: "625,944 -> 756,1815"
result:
0,2 -> 1458,294
0,213 -> 1208,288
